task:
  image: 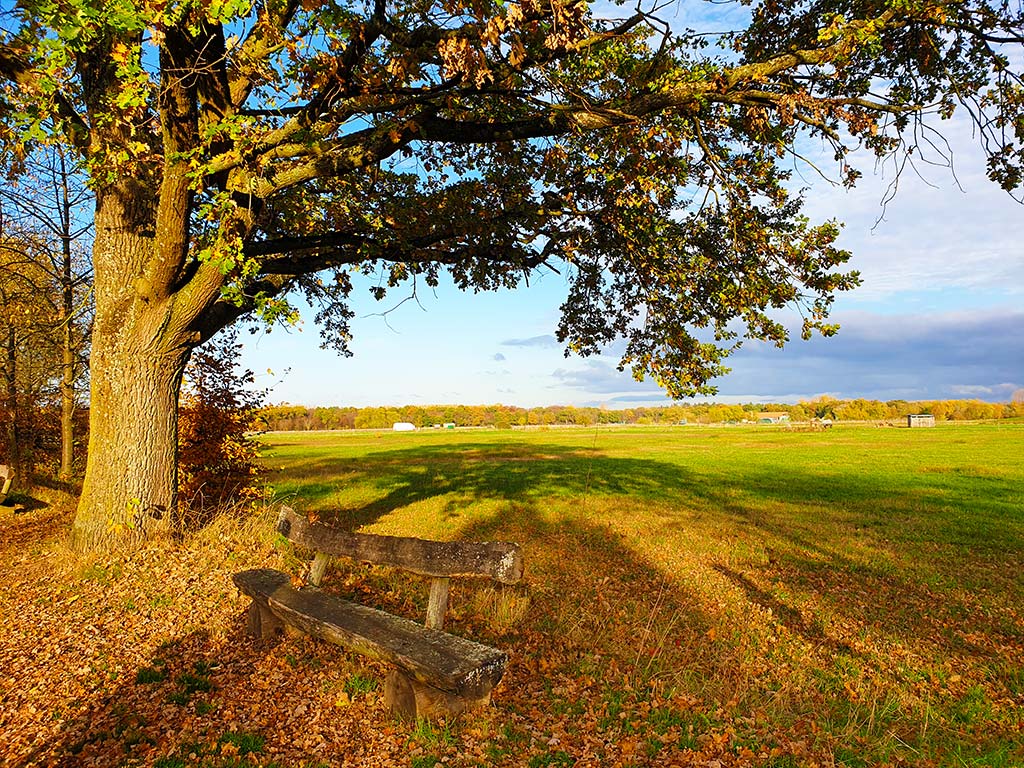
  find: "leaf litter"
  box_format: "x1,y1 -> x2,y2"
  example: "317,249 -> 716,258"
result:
1,495 -> 1022,767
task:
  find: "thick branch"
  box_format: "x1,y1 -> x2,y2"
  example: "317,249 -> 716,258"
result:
246,197 -> 548,274
211,6 -> 909,204
228,0 -> 302,109
192,274 -> 291,344
239,119 -> 424,195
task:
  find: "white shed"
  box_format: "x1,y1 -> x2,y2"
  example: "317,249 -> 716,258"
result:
392,422 -> 416,432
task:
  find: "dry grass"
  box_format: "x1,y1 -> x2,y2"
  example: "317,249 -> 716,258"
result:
471,585 -> 532,634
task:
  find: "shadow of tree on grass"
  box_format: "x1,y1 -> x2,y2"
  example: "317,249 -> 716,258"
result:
270,439 -> 1023,666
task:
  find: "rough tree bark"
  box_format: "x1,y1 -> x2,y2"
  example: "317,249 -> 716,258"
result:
69,182 -> 196,551
71,336 -> 189,550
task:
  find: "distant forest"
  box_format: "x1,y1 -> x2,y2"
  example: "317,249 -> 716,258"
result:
259,397 -> 1023,431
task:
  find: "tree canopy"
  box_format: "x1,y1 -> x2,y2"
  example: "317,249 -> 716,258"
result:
3,0 -> 1019,395
0,0 -> 1020,550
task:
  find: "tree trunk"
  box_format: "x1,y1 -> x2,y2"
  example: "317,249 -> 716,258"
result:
71,186 -> 195,553
71,333 -> 188,551
59,219 -> 75,480
60,318 -> 75,480
2,322 -> 20,481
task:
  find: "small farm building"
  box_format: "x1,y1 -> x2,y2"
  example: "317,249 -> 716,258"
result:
392,422 -> 416,432
907,414 -> 936,428
757,412 -> 791,424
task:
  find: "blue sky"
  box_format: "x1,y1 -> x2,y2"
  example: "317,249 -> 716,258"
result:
239,33 -> 1022,409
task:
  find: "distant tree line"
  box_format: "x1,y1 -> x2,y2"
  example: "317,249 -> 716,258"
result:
259,396 -> 1024,432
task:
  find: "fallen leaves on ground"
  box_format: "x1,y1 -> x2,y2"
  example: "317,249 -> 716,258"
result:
1,499 -> 1021,768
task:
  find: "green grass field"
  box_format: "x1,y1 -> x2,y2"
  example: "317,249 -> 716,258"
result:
259,422 -> 1024,767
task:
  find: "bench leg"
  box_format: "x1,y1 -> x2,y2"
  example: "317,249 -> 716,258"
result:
246,600 -> 283,641
384,669 -> 493,720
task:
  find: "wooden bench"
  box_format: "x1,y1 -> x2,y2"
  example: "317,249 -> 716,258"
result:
233,507 -> 524,719
0,465 -> 13,504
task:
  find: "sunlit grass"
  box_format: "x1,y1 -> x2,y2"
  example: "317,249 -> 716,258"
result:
259,423 -> 1024,764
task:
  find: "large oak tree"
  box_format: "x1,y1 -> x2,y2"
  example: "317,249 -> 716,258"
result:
0,0 -> 1020,552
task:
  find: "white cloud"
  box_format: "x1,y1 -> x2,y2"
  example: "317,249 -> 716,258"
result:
799,114 -> 1024,303
949,383 -> 1020,396
502,334 -> 560,348
552,360 -> 663,397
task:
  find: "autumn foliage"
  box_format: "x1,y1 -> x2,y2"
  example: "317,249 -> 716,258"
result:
177,331 -> 264,529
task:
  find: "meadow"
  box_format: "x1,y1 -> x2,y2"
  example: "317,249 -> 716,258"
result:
1,422 -> 1021,767
259,422 -> 1024,766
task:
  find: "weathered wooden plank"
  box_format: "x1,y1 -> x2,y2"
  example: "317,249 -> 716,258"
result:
308,551 -> 330,586
384,668 -> 491,720
233,568 -> 507,697
247,600 -> 283,640
277,507 -> 524,584
234,568 -> 291,641
234,567 -> 292,599
268,586 -> 506,697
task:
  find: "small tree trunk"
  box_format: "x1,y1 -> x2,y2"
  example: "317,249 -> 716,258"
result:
2,323 -> 21,481
59,231 -> 75,480
58,181 -> 76,481
60,325 -> 75,480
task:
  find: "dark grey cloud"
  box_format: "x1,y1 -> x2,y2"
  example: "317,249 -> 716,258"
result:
547,309 -> 1023,403
552,361 -> 663,396
502,334 -> 559,348
718,309 -> 1023,401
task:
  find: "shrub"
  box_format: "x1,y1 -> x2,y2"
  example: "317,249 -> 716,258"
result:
177,329 -> 264,529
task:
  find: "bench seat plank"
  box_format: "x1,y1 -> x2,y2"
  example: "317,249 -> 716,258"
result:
234,568 -> 506,698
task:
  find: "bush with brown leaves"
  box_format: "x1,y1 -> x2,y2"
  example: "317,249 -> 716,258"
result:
177,330 -> 265,530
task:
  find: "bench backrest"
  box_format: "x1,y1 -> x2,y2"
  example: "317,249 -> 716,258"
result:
276,506 -> 524,629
